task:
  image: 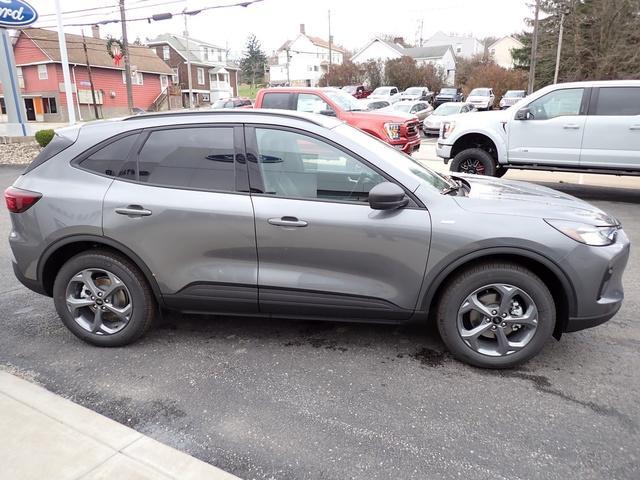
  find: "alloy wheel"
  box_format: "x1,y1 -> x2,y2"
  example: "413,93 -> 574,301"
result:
458,158 -> 486,175
457,284 -> 538,357
65,268 -> 133,335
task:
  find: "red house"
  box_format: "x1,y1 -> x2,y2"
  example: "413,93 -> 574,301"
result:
0,27 -> 173,122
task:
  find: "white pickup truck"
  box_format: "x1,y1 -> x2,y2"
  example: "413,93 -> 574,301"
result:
436,80 -> 640,177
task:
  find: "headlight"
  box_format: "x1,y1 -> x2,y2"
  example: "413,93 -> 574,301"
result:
442,121 -> 456,139
545,219 -> 619,246
384,123 -> 402,140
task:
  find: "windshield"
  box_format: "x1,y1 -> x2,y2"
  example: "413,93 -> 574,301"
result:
433,103 -> 462,115
371,87 -> 390,96
392,103 -> 413,112
505,90 -> 525,98
335,123 -> 452,192
324,89 -> 364,111
342,85 -> 356,93
469,88 -> 490,96
440,88 -> 457,95
405,87 -> 422,94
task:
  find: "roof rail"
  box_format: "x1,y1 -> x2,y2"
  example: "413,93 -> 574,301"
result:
121,109 -> 326,126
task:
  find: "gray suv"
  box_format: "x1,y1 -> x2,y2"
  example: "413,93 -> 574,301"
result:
5,110 -> 630,368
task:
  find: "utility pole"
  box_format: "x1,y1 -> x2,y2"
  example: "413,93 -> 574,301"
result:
286,47 -> 291,85
81,32 -> 100,119
328,10 -> 332,74
553,11 -> 566,84
119,0 -> 134,113
184,11 -> 194,108
527,0 -> 540,94
54,0 -> 76,124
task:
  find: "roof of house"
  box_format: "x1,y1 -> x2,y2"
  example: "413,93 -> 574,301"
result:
147,34 -> 238,70
277,34 -> 345,53
352,37 -> 452,62
403,45 -> 452,59
20,28 -> 172,74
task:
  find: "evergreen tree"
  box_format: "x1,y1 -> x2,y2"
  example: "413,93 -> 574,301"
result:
240,34 -> 267,88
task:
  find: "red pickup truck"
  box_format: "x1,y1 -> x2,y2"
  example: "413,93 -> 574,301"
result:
254,87 -> 421,155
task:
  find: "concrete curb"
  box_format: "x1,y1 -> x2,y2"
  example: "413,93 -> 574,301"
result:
0,371 -> 240,480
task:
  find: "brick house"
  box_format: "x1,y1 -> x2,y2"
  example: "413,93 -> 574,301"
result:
147,34 -> 238,107
0,27 -> 173,122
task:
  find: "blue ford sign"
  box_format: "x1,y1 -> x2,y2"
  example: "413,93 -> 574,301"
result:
0,0 -> 38,27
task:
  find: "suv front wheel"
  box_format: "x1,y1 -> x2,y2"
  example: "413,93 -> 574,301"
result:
53,250 -> 156,346
450,148 -> 496,176
437,262 -> 556,368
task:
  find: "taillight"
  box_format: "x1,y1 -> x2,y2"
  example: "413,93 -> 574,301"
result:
4,186 -> 42,213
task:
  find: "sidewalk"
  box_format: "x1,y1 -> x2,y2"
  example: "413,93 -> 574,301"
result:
0,371 -> 240,480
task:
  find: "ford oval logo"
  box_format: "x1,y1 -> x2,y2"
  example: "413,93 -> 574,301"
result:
0,0 -> 38,27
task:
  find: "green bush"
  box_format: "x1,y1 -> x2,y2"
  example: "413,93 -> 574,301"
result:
34,129 -> 55,148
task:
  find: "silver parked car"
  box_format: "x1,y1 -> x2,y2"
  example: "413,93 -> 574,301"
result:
499,90 -> 526,109
5,110 -> 629,369
423,102 -> 475,135
384,100 -> 434,121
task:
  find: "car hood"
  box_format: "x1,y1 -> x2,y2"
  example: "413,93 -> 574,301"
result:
346,109 -> 417,123
454,109 -> 508,124
424,114 -> 446,124
467,95 -> 491,102
452,174 -> 617,224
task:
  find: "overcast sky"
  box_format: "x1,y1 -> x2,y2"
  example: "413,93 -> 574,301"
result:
29,0 -> 532,58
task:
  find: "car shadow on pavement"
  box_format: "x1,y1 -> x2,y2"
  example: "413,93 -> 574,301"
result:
537,182 -> 640,204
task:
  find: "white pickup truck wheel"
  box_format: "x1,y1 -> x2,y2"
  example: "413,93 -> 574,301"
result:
450,148 -> 497,176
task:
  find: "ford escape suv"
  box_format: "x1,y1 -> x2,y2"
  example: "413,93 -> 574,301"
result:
5,110 -> 630,369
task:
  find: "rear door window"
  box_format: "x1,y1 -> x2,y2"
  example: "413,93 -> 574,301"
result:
296,93 -> 333,114
593,87 -> 640,116
261,92 -> 293,110
79,133 -> 139,179
137,127 -> 236,191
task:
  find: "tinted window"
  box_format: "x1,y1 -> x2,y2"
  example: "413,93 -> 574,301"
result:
137,127 -> 235,191
261,92 -> 292,110
255,128 -> 386,203
594,87 -> 640,116
527,88 -> 584,120
25,133 -> 75,174
80,134 -> 138,179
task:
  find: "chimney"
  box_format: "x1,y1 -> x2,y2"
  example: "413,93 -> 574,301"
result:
91,24 -> 100,39
300,24 -> 306,35
393,36 -> 404,46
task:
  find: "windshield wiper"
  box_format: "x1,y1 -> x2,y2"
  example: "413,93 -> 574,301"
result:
441,179 -> 463,195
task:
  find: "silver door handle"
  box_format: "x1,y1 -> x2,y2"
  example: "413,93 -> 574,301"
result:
563,123 -> 580,129
115,206 -> 152,217
268,217 -> 308,227
630,125 -> 640,130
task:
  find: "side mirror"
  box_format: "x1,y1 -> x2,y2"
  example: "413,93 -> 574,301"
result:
515,107 -> 532,120
319,109 -> 336,117
368,182 -> 409,210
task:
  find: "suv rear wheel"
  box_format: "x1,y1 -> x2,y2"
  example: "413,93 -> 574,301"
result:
437,262 -> 555,369
450,148 -> 496,176
53,250 -> 156,346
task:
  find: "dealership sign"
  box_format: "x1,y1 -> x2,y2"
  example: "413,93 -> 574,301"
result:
0,0 -> 38,27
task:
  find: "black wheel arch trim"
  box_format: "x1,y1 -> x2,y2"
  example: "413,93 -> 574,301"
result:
419,246 -> 578,318
37,234 -> 164,305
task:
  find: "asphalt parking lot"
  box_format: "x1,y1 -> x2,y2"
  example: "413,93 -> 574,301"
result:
1,162 -> 639,480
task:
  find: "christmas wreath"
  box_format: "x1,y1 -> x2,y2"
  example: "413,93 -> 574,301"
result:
106,37 -> 125,66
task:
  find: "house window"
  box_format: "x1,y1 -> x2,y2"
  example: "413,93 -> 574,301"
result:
171,67 -> 179,84
122,71 -> 144,86
217,50 -> 222,62
456,43 -> 462,54
200,46 -> 207,60
160,75 -> 169,90
197,67 -> 205,85
42,97 -> 57,114
16,67 -> 24,88
0,98 -> 6,114
162,45 -> 170,60
37,64 -> 48,80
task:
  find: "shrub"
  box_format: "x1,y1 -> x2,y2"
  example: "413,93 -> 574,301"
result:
35,129 -> 55,148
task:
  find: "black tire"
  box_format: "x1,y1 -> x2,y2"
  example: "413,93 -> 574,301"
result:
53,249 -> 156,347
495,166 -> 509,178
450,148 -> 497,176
436,262 -> 556,369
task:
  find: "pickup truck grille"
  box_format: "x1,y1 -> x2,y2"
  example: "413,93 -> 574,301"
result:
406,121 -> 420,138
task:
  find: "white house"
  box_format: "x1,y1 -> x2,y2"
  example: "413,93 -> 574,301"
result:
488,36 -> 525,69
351,37 -> 456,86
269,24 -> 344,87
423,31 -> 484,59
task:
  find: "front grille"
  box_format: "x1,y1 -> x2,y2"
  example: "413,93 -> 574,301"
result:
406,121 -> 419,137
